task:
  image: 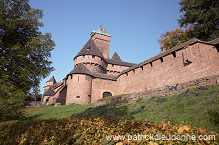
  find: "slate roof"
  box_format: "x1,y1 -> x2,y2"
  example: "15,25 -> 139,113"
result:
74,39 -> 104,59
67,63 -> 117,80
68,63 -> 92,75
47,76 -> 56,83
106,59 -> 136,67
111,52 -> 122,61
44,86 -> 55,96
117,38 -> 219,77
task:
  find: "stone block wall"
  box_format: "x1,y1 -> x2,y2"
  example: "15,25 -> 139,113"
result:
96,75 -> 219,106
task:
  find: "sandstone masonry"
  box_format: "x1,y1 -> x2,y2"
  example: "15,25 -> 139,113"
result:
42,26 -> 219,105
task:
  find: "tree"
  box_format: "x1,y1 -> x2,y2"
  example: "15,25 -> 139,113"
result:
0,0 -> 55,121
179,0 -> 219,41
158,26 -> 192,51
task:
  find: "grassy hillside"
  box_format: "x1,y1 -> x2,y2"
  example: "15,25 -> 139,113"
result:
1,85 -> 218,144
24,85 -> 219,132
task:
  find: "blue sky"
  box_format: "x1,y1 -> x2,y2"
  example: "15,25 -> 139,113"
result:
29,0 -> 181,93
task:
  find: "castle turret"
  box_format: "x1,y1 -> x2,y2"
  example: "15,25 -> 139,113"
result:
43,76 -> 56,92
65,63 -> 92,104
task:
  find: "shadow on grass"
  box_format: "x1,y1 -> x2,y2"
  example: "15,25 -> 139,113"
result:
71,103 -> 133,119
23,114 -> 43,120
208,110 -> 219,132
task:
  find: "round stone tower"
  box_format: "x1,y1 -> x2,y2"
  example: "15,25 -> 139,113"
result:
65,64 -> 92,104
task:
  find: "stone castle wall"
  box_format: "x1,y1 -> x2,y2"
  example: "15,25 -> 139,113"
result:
118,43 -> 219,95
96,75 -> 219,106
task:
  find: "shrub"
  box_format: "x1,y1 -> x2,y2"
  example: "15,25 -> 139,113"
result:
0,118 -> 218,144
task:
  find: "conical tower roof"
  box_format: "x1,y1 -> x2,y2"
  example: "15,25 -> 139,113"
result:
47,76 -> 56,83
74,39 -> 104,59
111,52 -> 122,61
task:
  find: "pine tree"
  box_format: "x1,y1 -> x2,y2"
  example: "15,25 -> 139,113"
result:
179,0 -> 219,41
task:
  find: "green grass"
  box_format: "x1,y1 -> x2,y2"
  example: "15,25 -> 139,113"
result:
24,103 -> 95,120
24,85 -> 219,131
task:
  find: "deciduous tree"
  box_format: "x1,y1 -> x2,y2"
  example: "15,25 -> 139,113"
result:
158,26 -> 192,51
0,0 -> 55,121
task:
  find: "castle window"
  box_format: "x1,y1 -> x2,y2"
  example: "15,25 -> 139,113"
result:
112,64 -> 114,67
76,96 -> 80,98
171,51 -> 176,58
78,76 -> 79,82
92,55 -> 95,58
126,72 -> 128,76
82,55 -> 85,58
103,92 -> 112,98
133,69 -> 135,74
149,62 -> 153,67
160,57 -> 163,62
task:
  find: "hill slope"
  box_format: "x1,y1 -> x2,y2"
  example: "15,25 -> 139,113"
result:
25,85 -> 219,131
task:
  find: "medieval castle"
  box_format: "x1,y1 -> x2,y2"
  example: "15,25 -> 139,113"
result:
42,26 -> 219,105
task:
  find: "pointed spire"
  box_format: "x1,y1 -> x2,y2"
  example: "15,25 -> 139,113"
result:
47,76 -> 56,83
111,52 -> 122,61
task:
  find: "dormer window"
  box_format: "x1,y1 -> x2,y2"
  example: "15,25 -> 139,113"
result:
87,47 -> 90,51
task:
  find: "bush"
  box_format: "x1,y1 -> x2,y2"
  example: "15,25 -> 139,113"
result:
0,80 -> 26,122
0,118 -> 218,144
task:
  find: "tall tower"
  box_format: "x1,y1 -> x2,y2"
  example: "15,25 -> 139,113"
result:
90,26 -> 111,59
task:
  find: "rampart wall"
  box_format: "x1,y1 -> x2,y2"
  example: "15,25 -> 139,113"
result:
107,64 -> 130,75
96,75 -> 219,106
118,43 -> 219,95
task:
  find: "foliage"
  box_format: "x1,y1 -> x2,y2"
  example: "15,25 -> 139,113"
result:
0,79 -> 25,122
179,0 -> 219,41
158,26 -> 192,51
0,117 -> 218,144
0,0 -> 55,121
